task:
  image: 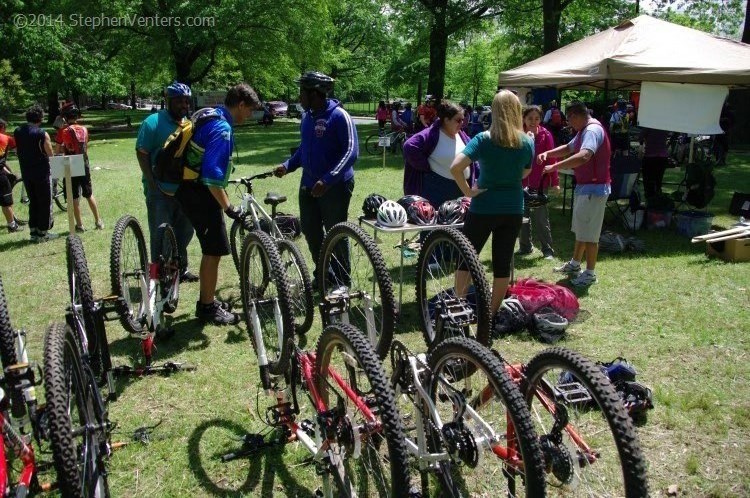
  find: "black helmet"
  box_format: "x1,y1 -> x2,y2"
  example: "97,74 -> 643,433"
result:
407,200 -> 437,226
296,71 -> 335,94
61,105 -> 80,119
362,194 -> 387,219
492,298 -> 529,337
530,308 -> 568,343
524,187 -> 549,209
397,195 -> 428,211
437,199 -> 465,225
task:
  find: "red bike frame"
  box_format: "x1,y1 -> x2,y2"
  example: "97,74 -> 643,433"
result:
0,411 -> 42,496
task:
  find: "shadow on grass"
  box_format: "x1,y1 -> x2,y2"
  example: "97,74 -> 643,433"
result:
187,418 -> 310,497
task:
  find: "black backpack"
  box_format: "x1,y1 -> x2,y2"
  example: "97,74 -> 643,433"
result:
685,161 -> 715,209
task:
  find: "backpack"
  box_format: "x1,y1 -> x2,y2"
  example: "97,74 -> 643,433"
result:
614,111 -> 630,134
549,108 -> 562,128
65,125 -> 90,168
684,160 -> 716,209
154,108 -> 222,186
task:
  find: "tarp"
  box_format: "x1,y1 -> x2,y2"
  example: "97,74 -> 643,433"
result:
498,15 -> 750,90
638,82 -> 727,134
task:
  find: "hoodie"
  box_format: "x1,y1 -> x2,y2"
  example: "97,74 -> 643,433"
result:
283,99 -> 357,188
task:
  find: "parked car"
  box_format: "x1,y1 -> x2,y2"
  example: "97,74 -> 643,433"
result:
267,101 -> 288,117
107,102 -> 132,110
287,103 -> 304,119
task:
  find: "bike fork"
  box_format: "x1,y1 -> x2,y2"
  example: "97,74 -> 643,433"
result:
249,303 -> 271,389
363,294 -> 376,345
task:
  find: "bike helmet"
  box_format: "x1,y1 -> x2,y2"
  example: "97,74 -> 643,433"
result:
397,195 -> 428,211
492,298 -> 529,336
437,199 -> 466,225
407,200 -> 437,226
61,104 -> 80,119
377,200 -> 407,228
166,81 -> 192,98
459,196 -> 472,211
296,71 -> 335,94
362,194 -> 387,220
530,308 -> 568,343
524,187 -> 549,209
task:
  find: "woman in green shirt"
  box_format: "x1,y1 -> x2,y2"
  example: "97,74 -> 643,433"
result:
450,90 -> 533,315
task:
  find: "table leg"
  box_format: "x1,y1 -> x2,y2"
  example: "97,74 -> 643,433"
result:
562,174 -> 568,215
398,232 -> 404,314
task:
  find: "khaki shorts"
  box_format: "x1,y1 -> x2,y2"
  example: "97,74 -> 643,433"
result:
571,193 -> 607,243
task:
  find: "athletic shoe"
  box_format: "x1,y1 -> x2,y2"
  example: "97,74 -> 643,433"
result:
195,300 -> 240,325
75,225 -> 86,233
34,232 -> 60,243
13,217 -> 26,226
553,261 -> 581,274
95,220 -> 104,230
7,222 -> 23,233
570,270 -> 597,287
542,252 -> 555,261
180,270 -> 200,283
515,247 -> 534,256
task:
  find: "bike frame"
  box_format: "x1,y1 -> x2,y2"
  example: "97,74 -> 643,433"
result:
229,173 -> 284,240
0,399 -> 37,496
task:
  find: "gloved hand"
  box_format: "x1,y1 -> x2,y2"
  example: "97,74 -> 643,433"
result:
224,205 -> 246,221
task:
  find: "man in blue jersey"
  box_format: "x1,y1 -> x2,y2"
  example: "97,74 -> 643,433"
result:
135,82 -> 198,282
175,83 -> 261,325
274,72 -> 358,283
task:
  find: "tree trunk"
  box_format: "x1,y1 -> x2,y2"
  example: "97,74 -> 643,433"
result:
417,80 -> 422,108
428,25 -> 448,99
47,89 -> 59,125
542,0 -> 562,54
743,0 -> 750,44
100,94 -> 106,109
174,56 -> 192,84
130,80 -> 137,109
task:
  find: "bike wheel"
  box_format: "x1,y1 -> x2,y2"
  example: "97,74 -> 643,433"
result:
67,235 -> 103,377
53,178 -> 68,212
157,223 -> 179,314
44,322 -> 110,498
229,218 -> 252,274
426,337 -> 546,497
109,215 -> 148,335
523,347 -> 648,497
416,227 -> 491,348
318,222 -> 396,359
0,275 -> 17,369
239,230 -> 294,376
277,239 -> 314,335
11,179 -> 29,224
315,323 -> 411,497
365,134 -> 382,155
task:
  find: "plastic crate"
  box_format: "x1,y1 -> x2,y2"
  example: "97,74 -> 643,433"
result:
675,211 -> 714,238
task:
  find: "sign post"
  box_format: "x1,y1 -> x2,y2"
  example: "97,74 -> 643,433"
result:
378,135 -> 391,168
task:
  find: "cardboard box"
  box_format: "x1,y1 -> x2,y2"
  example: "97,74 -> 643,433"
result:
706,237 -> 750,262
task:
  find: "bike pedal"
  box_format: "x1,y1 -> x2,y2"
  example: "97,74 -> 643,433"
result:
555,382 -> 593,405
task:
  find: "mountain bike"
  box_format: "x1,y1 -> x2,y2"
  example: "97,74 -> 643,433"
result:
43,235 -> 113,496
228,172 -> 314,335
8,178 -> 65,225
390,337 -> 546,497
317,222 -> 396,359
415,227 -> 492,348
109,215 -> 194,374
222,322 -> 412,497
365,129 -> 408,155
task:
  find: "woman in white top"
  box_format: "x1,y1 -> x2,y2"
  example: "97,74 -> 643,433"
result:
390,102 -> 408,131
402,100 -> 476,209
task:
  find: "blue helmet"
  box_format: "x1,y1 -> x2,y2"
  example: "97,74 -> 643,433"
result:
166,81 -> 192,98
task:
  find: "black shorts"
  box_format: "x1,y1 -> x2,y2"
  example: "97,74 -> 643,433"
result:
71,167 -> 93,199
175,181 -> 229,256
0,173 -> 13,207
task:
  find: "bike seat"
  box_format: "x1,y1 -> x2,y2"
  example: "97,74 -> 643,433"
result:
264,192 -> 287,206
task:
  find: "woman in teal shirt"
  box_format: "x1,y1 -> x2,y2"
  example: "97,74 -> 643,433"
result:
450,90 -> 533,315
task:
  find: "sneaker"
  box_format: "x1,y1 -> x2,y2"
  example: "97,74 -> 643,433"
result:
75,225 -> 86,233
13,217 -> 27,226
195,300 -> 240,325
215,298 -> 232,311
570,270 -> 597,287
553,261 -> 581,275
515,247 -> 534,256
35,232 -> 60,243
95,220 -> 104,230
542,252 -> 555,261
180,270 -> 200,283
7,222 -> 23,233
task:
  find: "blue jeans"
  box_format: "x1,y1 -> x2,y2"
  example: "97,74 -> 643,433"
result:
145,187 -> 194,270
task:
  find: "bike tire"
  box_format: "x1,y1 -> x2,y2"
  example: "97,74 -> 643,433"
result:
315,323 -> 412,497
426,337 -> 546,497
415,227 -> 491,348
157,224 -> 179,314
109,215 -> 148,335
0,275 -> 18,369
44,322 -> 110,498
67,235 -> 103,377
11,179 -> 28,224
523,347 -> 649,497
239,230 -> 295,376
365,134 -> 381,155
277,239 -> 314,335
317,222 -> 396,359
229,218 -> 252,274
53,178 -> 68,212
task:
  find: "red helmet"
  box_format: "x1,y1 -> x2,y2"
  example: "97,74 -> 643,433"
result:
407,200 -> 437,225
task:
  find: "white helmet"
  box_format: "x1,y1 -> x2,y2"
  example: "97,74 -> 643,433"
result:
377,200 -> 407,227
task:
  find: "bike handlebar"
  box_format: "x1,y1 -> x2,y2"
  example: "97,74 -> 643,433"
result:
228,171 -> 275,185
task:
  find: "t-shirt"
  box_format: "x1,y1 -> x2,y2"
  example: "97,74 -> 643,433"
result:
568,123 -> 611,196
59,125 -> 88,155
428,131 -> 467,180
135,109 -> 184,194
609,111 -> 629,134
419,106 -> 437,126
190,106 -> 234,188
0,133 -> 16,168
461,131 -> 534,215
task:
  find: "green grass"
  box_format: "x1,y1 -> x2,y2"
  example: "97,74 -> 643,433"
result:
1,121 -> 749,496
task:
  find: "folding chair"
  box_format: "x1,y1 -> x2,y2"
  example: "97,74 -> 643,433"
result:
606,155 -> 642,231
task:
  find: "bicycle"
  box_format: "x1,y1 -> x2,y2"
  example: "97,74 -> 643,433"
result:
9,178 -> 66,225
110,215 -> 194,374
317,221 -> 396,359
389,336 -> 546,497
415,226 -> 492,348
228,172 -> 314,335
365,129 -> 408,155
222,322 -> 412,497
